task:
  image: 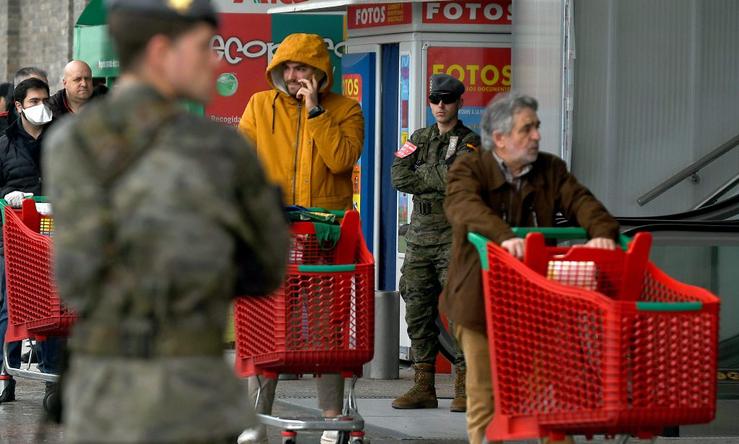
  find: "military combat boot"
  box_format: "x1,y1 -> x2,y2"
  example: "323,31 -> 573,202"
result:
449,365 -> 466,412
392,363 -> 437,409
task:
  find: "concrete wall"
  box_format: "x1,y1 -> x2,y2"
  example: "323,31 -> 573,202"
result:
0,0 -> 90,91
572,0 -> 739,217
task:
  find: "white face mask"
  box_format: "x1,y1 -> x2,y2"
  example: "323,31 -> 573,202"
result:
22,103 -> 53,126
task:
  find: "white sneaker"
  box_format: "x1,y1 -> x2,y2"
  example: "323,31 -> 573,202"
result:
237,426 -> 268,444
320,430 -> 340,444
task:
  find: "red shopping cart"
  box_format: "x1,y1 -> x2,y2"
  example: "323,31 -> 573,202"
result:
2,197 -> 73,409
234,209 -> 374,444
468,228 -> 720,443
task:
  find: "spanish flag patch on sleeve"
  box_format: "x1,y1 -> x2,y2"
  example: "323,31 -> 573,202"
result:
395,141 -> 418,158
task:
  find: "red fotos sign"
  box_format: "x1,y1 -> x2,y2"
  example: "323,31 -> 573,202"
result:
422,0 -> 511,25
427,46 -> 511,107
348,3 -> 412,29
342,74 -> 362,104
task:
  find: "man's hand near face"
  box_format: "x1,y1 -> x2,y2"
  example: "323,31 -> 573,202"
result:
296,76 -> 319,110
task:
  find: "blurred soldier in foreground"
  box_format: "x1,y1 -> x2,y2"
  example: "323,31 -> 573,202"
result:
44,0 -> 289,442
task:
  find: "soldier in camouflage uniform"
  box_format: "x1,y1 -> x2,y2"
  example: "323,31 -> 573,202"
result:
391,74 -> 480,412
43,1 -> 289,443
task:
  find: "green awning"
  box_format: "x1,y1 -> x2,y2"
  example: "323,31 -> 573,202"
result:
76,0 -> 107,26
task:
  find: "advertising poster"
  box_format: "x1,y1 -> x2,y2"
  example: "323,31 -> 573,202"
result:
208,13 -> 272,126
342,71 -> 362,211
207,4 -> 345,126
342,53 -> 377,246
425,46 -> 511,132
396,54 -> 411,255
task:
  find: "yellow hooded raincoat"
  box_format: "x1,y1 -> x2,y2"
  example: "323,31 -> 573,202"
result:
238,33 -> 364,210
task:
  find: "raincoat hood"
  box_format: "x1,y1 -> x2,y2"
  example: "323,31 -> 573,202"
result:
266,33 -> 333,95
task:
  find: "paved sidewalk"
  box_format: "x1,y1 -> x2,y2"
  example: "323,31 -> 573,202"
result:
2,363 -> 738,443
270,367 -> 739,444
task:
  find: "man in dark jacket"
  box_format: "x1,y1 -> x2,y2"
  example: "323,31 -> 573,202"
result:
47,60 -> 93,118
0,77 -> 53,403
442,92 -> 619,444
0,68 -> 49,136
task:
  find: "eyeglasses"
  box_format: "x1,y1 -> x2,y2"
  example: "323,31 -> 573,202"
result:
428,94 -> 458,105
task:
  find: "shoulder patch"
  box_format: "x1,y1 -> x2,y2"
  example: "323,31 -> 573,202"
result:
445,136 -> 459,160
395,140 -> 418,158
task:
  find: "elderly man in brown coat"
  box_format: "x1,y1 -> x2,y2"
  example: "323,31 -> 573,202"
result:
441,91 -> 620,444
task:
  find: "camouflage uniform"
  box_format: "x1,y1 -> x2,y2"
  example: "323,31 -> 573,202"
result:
44,84 -> 289,443
392,121 -> 479,368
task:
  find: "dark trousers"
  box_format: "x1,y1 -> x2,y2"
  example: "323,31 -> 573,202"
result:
0,255 -> 21,372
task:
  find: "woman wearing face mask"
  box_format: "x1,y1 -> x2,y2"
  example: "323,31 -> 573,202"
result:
0,77 -> 53,404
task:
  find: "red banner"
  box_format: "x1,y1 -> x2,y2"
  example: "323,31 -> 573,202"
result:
427,46 -> 511,107
422,0 -> 511,25
206,13 -> 272,126
342,74 -> 362,104
348,3 -> 412,29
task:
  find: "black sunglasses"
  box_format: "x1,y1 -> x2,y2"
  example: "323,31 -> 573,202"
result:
428,94 -> 458,105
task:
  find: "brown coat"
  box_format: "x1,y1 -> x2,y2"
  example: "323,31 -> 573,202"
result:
441,150 -> 620,332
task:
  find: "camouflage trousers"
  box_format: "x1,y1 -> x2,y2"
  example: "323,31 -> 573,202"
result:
399,242 -> 465,369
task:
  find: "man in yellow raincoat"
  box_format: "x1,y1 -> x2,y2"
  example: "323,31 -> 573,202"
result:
239,32 -> 364,210
237,33 -> 364,444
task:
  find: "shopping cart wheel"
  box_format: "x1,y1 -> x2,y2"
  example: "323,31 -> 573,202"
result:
435,316 -> 455,363
281,430 -> 297,444
337,431 -> 350,444
42,387 -> 58,414
348,431 -> 365,444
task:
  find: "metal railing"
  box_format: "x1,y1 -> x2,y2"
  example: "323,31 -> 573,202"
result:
693,172 -> 739,210
637,133 -> 739,206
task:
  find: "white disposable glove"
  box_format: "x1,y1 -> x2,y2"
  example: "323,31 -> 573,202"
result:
3,191 -> 33,208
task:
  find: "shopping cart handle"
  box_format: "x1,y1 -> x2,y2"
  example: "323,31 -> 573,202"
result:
467,232 -> 493,269
636,301 -> 703,312
0,196 -> 49,226
511,227 -> 631,250
468,229 -> 630,251
467,229 -> 636,272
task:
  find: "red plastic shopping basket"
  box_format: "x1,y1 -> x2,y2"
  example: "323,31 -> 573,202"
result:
3,198 -> 75,342
234,210 -> 375,377
468,228 -> 720,441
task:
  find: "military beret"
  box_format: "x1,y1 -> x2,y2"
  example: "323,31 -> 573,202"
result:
429,74 -> 465,98
107,0 -> 218,27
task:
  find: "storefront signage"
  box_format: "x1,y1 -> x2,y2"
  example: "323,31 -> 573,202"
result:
422,0 -> 511,25
348,3 -> 413,29
426,46 -> 511,130
342,74 -> 362,102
